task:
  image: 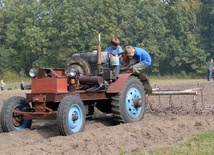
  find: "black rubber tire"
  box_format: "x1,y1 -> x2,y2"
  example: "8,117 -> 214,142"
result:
0,96 -> 32,132
111,76 -> 146,123
57,95 -> 86,136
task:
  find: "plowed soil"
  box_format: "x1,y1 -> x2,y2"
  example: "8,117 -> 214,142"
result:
0,80 -> 213,155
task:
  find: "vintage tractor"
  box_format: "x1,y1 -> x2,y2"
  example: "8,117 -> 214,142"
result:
0,34 -> 152,136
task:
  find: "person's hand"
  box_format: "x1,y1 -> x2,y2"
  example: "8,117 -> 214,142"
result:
122,53 -> 130,66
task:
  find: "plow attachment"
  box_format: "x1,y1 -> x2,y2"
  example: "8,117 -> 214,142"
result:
147,85 -> 213,115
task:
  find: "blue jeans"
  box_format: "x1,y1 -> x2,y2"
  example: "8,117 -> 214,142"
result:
115,59 -> 123,75
207,69 -> 212,81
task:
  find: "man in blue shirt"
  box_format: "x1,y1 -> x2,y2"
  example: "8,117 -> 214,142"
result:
105,37 -> 123,75
123,46 -> 152,73
207,58 -> 214,81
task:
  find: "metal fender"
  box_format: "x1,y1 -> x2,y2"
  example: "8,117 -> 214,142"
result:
106,73 -> 153,95
131,72 -> 152,95
137,74 -> 153,95
106,73 -> 132,93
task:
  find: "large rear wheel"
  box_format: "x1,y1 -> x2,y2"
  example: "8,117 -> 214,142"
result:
0,96 -> 32,132
57,95 -> 86,136
111,76 -> 146,123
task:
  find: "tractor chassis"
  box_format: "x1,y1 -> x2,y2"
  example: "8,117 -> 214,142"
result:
14,91 -> 110,120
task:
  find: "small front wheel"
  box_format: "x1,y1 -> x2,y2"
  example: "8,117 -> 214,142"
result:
57,95 -> 86,136
0,96 -> 32,132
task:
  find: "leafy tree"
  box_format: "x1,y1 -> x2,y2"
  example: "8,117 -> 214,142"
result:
200,0 -> 214,58
160,0 -> 207,75
0,0 -> 210,77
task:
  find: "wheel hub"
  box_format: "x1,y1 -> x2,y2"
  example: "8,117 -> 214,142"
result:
126,87 -> 143,118
72,114 -> 78,121
12,109 -> 24,127
133,97 -> 143,108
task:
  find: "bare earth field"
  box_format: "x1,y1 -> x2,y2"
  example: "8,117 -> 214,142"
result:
0,80 -> 213,155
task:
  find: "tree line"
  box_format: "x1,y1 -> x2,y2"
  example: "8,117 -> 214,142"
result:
0,0 -> 213,77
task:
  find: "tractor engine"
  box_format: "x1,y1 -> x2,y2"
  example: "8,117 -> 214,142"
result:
65,51 -> 120,92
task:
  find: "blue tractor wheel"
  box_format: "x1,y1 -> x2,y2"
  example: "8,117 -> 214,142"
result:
111,76 -> 146,123
57,95 -> 86,136
0,96 -> 32,132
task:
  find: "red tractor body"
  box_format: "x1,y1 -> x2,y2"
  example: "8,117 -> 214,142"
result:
1,35 -> 152,135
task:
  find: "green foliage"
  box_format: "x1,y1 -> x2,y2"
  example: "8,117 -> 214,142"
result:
200,0 -> 214,57
0,0 -> 211,76
0,71 -> 26,83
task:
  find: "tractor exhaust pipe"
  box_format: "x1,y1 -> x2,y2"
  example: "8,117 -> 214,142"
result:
97,33 -> 102,75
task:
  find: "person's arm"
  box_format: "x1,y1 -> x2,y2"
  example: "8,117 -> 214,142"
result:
133,54 -> 141,63
118,46 -> 123,55
120,53 -> 130,68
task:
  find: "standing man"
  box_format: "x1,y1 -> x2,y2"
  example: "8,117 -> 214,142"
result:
0,80 -> 6,91
207,58 -> 214,81
20,80 -> 25,90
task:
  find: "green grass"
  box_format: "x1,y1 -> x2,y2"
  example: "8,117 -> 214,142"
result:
0,71 -> 31,90
121,132 -> 214,155
148,132 -> 214,155
149,78 -> 206,87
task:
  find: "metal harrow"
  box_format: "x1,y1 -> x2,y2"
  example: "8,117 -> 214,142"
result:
146,84 -> 213,115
